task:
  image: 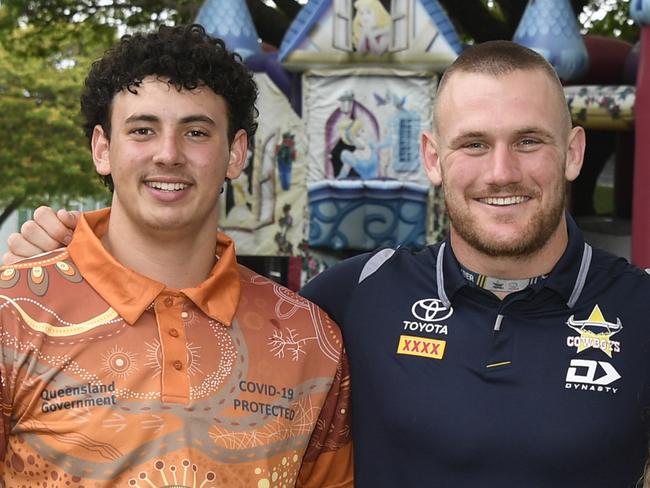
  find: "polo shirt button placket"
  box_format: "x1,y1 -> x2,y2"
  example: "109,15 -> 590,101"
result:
485,309 -> 515,372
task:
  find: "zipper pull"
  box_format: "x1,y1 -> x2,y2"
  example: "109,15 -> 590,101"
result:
494,314 -> 504,332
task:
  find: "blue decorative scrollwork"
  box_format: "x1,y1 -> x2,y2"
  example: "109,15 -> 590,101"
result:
307,180 -> 429,250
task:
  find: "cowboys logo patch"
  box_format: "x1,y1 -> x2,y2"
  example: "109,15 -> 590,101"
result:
566,305 -> 621,357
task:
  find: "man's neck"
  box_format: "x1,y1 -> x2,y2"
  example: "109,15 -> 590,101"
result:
450,220 -> 569,285
102,214 -> 218,290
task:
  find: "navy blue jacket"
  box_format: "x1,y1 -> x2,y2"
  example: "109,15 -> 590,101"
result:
301,218 -> 650,487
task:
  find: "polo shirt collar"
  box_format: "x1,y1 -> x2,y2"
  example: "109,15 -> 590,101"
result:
538,214 -> 592,307
436,213 -> 592,308
67,208 -> 241,326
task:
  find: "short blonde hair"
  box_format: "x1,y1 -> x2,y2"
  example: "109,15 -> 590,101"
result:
434,40 -> 571,133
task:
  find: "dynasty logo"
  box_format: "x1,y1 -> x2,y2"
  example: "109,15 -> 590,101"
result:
565,359 -> 621,394
566,304 -> 621,357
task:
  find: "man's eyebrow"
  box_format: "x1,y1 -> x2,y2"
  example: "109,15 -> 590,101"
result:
123,114 -> 217,125
179,115 -> 216,125
448,128 -> 556,147
515,127 -> 554,139
448,131 -> 487,147
124,114 -> 159,124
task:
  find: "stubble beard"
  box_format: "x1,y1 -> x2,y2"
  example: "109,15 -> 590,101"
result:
444,180 -> 567,259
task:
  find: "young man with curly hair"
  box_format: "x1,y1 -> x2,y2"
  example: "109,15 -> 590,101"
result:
0,25 -> 352,486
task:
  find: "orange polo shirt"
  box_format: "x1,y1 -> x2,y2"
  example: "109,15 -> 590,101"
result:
0,209 -> 352,487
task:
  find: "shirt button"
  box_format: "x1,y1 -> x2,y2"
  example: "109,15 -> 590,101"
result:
169,328 -> 179,338
180,311 -> 189,319
173,360 -> 183,371
164,297 -> 173,307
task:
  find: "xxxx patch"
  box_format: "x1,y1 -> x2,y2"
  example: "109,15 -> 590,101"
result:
397,335 -> 446,360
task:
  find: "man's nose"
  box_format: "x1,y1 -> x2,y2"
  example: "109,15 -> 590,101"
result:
153,134 -> 184,166
486,143 -> 522,186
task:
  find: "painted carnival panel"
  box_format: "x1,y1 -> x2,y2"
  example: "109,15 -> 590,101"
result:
279,0 -> 461,70
304,68 -> 434,184
303,69 -> 445,250
219,73 -> 307,256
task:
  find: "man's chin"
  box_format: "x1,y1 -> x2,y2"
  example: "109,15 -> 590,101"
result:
472,239 -> 541,258
135,210 -> 194,234
451,220 -> 545,258
468,227 -> 556,258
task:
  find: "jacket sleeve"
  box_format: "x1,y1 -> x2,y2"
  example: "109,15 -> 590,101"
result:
296,351 -> 353,487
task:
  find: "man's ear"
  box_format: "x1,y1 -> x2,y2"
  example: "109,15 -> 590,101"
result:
421,131 -> 443,187
91,125 -> 111,176
564,125 -> 586,182
226,129 -> 249,180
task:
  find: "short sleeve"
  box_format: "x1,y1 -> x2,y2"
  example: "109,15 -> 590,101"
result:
296,352 -> 353,487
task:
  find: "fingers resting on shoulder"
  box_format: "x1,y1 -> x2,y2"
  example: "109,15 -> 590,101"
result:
2,206 -> 80,265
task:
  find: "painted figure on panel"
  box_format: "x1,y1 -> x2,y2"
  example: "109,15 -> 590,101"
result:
353,0 -> 391,56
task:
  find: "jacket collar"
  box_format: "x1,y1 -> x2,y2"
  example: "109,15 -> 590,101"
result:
435,214 -> 591,308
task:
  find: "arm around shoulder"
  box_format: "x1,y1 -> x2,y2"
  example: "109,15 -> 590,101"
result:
3,207 -> 80,265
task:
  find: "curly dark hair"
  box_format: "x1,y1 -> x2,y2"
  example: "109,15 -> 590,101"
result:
81,24 -> 259,191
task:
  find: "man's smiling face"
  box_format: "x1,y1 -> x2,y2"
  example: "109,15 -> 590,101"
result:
92,76 -> 246,238
424,68 -> 583,258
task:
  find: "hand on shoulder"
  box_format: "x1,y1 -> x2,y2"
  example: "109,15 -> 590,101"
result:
2,206 -> 79,264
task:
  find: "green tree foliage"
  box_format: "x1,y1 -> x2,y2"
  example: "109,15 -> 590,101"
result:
0,19 -> 110,227
1,0 -> 198,27
581,0 -> 639,43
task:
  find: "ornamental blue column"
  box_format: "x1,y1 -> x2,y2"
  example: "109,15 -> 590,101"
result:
513,0 -> 588,81
195,0 -> 262,59
630,0 -> 650,267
